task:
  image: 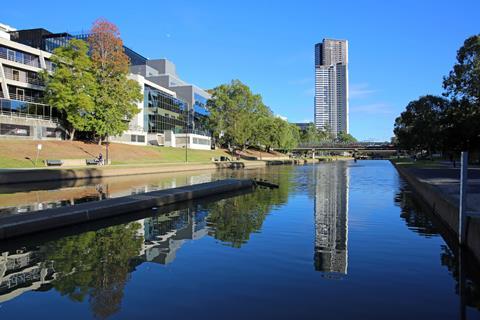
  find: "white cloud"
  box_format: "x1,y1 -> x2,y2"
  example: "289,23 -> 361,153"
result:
275,114 -> 288,121
349,83 -> 376,99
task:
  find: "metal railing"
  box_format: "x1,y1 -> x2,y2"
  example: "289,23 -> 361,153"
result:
3,69 -> 44,86
0,49 -> 41,68
9,93 -> 43,104
0,98 -> 57,120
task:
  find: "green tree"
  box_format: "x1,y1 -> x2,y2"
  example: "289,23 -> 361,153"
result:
207,80 -> 271,149
88,19 -> 142,144
273,118 -> 300,150
42,39 -> 97,140
337,132 -> 357,143
393,95 -> 448,154
254,116 -> 277,151
443,34 -> 480,103
442,34 -> 480,155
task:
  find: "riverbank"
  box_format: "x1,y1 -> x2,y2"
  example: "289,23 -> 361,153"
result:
0,158 -> 315,185
391,159 -> 480,261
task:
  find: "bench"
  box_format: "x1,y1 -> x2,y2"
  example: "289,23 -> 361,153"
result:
86,159 -> 99,165
45,159 -> 63,166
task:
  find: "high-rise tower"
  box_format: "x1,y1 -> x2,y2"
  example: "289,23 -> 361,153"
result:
314,39 -> 349,138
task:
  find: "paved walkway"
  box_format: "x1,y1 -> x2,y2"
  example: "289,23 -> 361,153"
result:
405,166 -> 480,213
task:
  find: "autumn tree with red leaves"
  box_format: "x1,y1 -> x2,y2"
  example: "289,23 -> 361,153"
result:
87,19 -> 142,144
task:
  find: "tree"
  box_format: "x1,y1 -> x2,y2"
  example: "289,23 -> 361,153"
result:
442,35 -> 480,155
443,34 -> 480,103
337,132 -> 357,143
207,80 -> 270,149
88,19 -> 142,143
393,95 -> 448,154
42,39 -> 97,140
254,116 -> 277,151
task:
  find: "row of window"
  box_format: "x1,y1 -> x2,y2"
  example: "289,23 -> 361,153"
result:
0,98 -> 58,119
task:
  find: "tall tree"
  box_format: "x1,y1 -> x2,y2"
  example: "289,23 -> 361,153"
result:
207,80 -> 270,149
88,19 -> 142,143
393,95 -> 448,154
442,34 -> 480,155
42,39 -> 97,140
443,34 -> 480,103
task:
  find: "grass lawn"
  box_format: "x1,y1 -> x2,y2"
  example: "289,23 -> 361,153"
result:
0,140 -> 230,168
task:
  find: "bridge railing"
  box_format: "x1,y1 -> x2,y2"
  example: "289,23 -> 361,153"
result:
296,142 -> 394,149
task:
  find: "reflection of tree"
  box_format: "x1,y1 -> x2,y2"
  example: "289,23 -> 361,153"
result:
395,186 -> 480,310
441,245 -> 480,310
394,188 -> 438,237
206,170 -> 292,248
41,222 -> 143,319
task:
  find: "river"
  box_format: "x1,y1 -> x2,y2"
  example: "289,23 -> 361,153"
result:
0,161 -> 478,319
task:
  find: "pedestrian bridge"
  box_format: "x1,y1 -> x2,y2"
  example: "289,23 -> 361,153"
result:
276,142 -> 397,154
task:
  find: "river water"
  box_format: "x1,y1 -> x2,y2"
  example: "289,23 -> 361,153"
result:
0,161 -> 479,319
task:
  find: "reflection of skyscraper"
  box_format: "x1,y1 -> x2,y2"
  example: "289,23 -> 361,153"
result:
313,161 -> 349,276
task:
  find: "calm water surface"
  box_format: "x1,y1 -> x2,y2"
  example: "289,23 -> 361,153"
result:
0,161 -> 479,319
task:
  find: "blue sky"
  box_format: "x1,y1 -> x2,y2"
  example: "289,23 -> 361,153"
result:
2,0 -> 479,141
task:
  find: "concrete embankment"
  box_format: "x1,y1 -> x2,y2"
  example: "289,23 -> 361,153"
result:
392,161 -> 480,261
0,159 -> 308,185
0,179 -> 255,240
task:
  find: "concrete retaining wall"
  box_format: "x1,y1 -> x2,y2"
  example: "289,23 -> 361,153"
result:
0,179 -> 255,239
392,162 -> 480,262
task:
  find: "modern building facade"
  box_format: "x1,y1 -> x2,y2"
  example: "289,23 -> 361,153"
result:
2,24 -> 212,149
314,39 -> 349,138
128,58 -> 212,149
0,24 -> 62,140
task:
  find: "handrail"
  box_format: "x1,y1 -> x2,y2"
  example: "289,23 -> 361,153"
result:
0,49 -> 41,68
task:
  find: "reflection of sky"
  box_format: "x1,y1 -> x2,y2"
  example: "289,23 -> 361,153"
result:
194,93 -> 209,116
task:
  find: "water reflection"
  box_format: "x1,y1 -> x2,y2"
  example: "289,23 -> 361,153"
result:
313,161 -> 349,277
0,170 -> 293,318
0,172 -> 216,215
395,184 -> 480,316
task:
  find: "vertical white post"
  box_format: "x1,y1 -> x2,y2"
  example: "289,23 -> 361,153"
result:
459,151 -> 468,245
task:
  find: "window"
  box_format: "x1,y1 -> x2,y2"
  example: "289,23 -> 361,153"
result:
12,69 -> 20,81
0,124 -> 30,136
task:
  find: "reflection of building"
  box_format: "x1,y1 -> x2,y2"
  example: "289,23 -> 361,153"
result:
137,208 -> 209,264
313,161 -> 349,276
0,249 -> 56,303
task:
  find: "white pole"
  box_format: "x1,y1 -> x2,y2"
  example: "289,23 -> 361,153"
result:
35,144 -> 42,168
459,151 -> 468,245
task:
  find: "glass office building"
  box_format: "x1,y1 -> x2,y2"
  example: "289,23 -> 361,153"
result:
144,85 -> 188,134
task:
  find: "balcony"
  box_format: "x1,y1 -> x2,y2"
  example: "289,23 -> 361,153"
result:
0,48 -> 41,68
3,69 -> 44,86
9,93 -> 43,104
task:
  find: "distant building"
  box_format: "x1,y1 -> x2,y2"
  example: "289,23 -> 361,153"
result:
314,39 -> 349,138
